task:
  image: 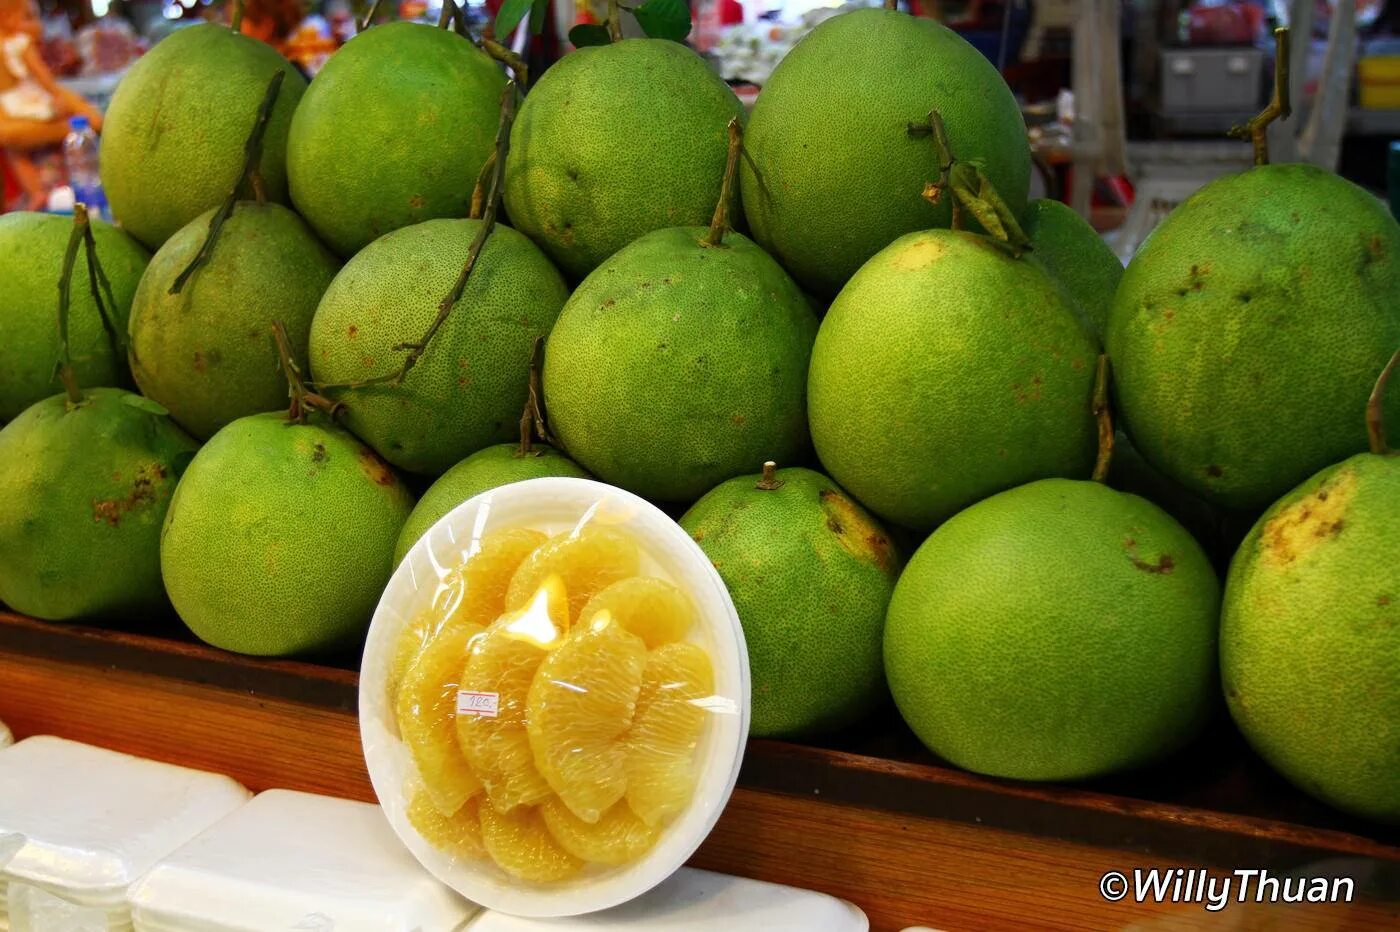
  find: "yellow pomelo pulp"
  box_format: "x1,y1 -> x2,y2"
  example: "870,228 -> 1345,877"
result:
407,789 -> 485,860
579,576 -> 695,650
540,797 -> 657,866
626,641 -> 715,826
457,576 -> 568,812
479,803 -> 583,883
527,611 -> 647,823
505,526 -> 641,622
395,621 -> 485,816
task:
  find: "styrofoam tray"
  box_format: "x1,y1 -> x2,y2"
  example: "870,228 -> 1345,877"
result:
461,867 -> 868,930
128,789 -> 477,931
0,736 -> 249,922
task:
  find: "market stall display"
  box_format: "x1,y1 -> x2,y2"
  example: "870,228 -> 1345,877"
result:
0,0 -> 1396,925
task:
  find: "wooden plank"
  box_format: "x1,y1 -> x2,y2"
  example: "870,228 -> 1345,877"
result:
1,644 -> 1397,930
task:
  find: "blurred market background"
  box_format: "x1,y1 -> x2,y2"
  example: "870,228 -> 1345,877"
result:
4,0 -> 1399,247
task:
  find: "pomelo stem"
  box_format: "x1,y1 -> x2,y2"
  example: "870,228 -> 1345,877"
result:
77,206 -> 125,364
1229,27 -> 1290,165
517,335 -> 551,456
703,118 -> 742,248
755,460 -> 783,491
359,0 -> 383,32
1366,347 -> 1400,456
913,109 -> 1031,254
170,70 -> 286,295
480,34 -> 530,89
230,0 -> 245,33
884,0 -> 897,10
315,81 -> 520,394
54,206 -> 90,407
272,320 -> 341,423
437,0 -> 455,28
607,0 -> 622,41
1090,354 -> 1114,483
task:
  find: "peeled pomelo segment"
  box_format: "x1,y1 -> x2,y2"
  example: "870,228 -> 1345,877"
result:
579,576 -> 696,649
395,620 -> 486,816
407,788 -> 485,861
625,641 -> 716,827
457,576 -> 569,812
451,526 -> 550,627
540,797 -> 658,866
527,611 -> 648,823
505,526 -> 641,622
479,802 -> 584,883
387,527 -> 546,708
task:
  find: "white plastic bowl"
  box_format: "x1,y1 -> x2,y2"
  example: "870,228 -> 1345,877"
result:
360,477 -> 750,918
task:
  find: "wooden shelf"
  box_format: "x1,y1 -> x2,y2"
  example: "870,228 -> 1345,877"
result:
0,612 -> 1396,930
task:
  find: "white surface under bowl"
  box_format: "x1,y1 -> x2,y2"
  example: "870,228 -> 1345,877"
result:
361,477 -> 750,919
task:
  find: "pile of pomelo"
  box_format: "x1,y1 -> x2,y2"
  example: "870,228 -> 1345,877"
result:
0,7 -> 1395,829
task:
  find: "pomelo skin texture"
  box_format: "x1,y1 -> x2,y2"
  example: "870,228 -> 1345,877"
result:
885,478 -> 1220,781
1221,452 -> 1400,822
680,466 -> 899,737
808,229 -> 1097,531
161,412 -> 414,656
100,23 -> 306,249
309,219 -> 569,476
0,213 -> 149,422
287,23 -> 505,257
1021,198 -> 1122,342
0,389 -> 197,621
740,8 -> 1030,296
129,203 -> 340,440
503,39 -> 744,280
1107,164 -> 1400,511
544,226 -> 818,503
393,443 -> 590,564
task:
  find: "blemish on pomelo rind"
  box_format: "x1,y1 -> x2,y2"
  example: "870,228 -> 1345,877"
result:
1261,468 -> 1356,566
818,489 -> 895,575
888,237 -> 948,271
91,463 -> 167,526
358,448 -> 398,486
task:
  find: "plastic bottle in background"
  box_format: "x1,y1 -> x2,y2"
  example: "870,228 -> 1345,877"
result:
62,115 -> 108,222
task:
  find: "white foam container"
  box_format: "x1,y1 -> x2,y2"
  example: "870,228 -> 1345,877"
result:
462,868 -> 868,931
0,736 -> 249,931
361,477 -> 750,919
127,789 -> 477,931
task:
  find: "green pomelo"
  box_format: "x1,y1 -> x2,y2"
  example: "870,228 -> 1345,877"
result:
394,442 -> 589,564
0,389 -> 197,621
1221,451 -> 1399,823
128,203 -> 340,440
885,478 -> 1220,780
101,24 -> 306,249
503,39 -> 744,279
1021,198 -> 1122,341
309,219 -> 568,476
740,8 -> 1030,296
287,23 -> 505,257
1108,430 -> 1219,557
161,412 -> 414,655
0,213 -> 149,422
680,466 -> 899,737
1107,163 -> 1400,510
543,227 -> 818,502
808,229 -> 1097,530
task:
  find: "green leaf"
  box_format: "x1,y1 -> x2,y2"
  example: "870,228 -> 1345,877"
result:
494,0 -> 534,37
529,0 -> 549,35
633,0 -> 691,42
122,393 -> 171,417
568,23 -> 612,47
